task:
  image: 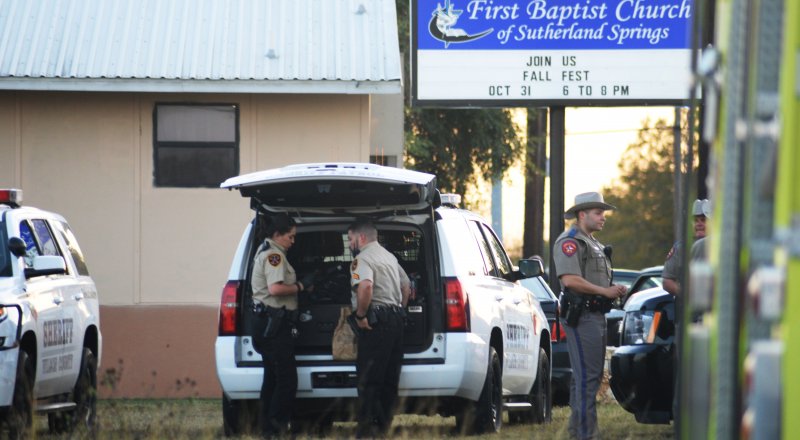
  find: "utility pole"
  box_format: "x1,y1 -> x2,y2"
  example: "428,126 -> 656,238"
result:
523,108 -> 548,259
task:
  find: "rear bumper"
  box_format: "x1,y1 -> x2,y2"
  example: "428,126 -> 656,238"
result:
216,332 -> 487,402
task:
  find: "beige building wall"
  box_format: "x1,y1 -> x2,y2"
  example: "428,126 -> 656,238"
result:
0,90 -> 393,397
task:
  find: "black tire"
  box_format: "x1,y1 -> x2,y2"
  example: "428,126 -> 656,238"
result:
457,346 -> 502,434
68,347 -> 98,435
527,348 -> 552,424
7,350 -> 33,439
222,394 -> 257,437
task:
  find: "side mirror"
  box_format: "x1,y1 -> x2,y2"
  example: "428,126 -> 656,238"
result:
517,258 -> 544,279
25,255 -> 66,278
8,237 -> 27,258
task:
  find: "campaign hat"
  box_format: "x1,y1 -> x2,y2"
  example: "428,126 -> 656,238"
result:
564,192 -> 616,220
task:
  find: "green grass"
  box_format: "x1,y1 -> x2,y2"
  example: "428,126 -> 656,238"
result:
29,399 -> 674,439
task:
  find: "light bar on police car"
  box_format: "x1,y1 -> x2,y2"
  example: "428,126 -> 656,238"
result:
0,189 -> 22,206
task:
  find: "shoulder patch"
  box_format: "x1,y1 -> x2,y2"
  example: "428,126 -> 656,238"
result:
351,258 -> 358,271
561,239 -> 578,257
267,253 -> 282,267
666,246 -> 675,260
352,273 -> 360,280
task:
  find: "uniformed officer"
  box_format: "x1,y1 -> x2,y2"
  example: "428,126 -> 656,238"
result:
663,199 -> 710,295
347,218 -> 410,438
553,192 -> 627,440
251,214 -> 312,438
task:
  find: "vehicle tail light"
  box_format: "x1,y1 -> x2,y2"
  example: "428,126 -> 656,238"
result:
218,281 -> 241,336
444,277 -> 469,332
550,320 -> 566,342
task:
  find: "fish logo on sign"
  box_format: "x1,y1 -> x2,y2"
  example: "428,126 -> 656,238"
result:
429,0 -> 493,48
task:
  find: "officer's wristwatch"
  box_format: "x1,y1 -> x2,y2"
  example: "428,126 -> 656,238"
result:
355,313 -> 367,320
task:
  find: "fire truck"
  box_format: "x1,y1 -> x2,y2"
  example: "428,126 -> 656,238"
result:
680,0 -> 799,438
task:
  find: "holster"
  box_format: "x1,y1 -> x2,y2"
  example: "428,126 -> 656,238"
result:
262,306 -> 299,339
346,306 -> 379,335
559,290 -> 584,327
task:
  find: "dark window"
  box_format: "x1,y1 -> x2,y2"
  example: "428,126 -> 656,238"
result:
19,221 -> 40,268
467,220 -> 495,277
31,220 -> 59,257
0,219 -> 9,277
481,224 -> 513,278
53,221 -> 90,276
153,104 -> 239,187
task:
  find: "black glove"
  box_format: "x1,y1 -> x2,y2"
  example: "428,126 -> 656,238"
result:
298,272 -> 316,292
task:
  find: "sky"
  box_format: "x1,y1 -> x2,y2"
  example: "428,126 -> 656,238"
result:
563,106 -> 677,204
499,106 -> 679,253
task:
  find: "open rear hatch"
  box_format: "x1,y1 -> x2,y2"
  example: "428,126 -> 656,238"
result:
221,162 -> 437,215
224,163 -> 438,359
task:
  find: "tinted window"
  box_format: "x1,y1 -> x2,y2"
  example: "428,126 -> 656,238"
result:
467,221 -> 495,276
153,104 -> 239,188
31,219 -> 59,257
19,221 -> 40,267
0,219 -> 9,277
53,221 -> 90,276
481,224 -> 513,278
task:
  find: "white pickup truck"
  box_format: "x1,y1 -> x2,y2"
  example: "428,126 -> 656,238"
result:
215,163 -> 551,435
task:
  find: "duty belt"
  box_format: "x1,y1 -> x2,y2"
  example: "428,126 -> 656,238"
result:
562,290 -> 612,314
584,296 -> 612,313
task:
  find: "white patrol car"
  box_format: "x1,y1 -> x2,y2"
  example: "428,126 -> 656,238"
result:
215,163 -> 551,436
0,189 -> 101,437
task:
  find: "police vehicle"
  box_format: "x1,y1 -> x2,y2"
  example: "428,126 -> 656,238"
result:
215,163 -> 551,435
0,189 -> 101,437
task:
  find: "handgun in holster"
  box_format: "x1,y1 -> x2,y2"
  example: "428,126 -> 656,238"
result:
263,306 -> 286,339
559,290 -> 585,328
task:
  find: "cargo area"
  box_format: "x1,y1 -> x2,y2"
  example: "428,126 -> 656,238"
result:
240,218 -> 436,359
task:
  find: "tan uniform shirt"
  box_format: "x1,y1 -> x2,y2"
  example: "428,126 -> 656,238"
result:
251,238 -> 298,310
553,226 -> 612,292
350,241 -> 409,309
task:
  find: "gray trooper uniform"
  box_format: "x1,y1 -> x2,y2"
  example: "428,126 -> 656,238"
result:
554,225 -> 613,440
662,241 -> 682,282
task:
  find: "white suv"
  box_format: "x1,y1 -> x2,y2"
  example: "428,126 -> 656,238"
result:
215,163 -> 551,435
0,189 -> 101,437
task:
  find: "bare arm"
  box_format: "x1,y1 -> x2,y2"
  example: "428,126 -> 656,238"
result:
663,278 -> 680,296
355,280 -> 374,330
560,274 -> 626,299
400,284 -> 410,307
267,282 -> 301,296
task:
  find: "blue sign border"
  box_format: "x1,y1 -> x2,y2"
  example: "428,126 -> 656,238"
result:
417,0 -> 692,50
411,0 -> 695,107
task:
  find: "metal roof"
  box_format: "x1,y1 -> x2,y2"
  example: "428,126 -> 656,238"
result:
0,0 -> 401,94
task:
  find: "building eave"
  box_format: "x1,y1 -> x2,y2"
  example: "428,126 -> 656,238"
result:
0,78 -> 402,95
